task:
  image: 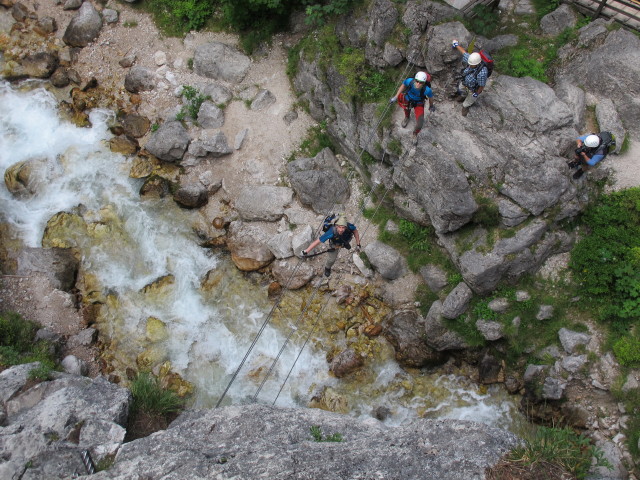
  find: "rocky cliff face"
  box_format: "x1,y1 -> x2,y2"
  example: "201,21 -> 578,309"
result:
0,363 -> 519,480
291,1 -> 638,294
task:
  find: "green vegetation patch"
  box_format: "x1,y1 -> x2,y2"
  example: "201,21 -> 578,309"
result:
310,425 -> 343,442
569,188 -> 640,324
507,426 -> 611,479
176,85 -> 211,123
0,311 -> 56,379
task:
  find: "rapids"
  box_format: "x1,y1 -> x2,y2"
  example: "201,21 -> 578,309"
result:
0,81 -> 526,432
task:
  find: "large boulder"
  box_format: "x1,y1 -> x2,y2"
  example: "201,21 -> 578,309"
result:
124,66 -> 155,93
423,300 -> 468,351
187,130 -> 232,158
383,309 -> 445,367
363,241 -> 406,280
22,52 -> 58,78
193,42 -> 251,83
540,4 -> 578,36
0,368 -> 130,480
234,186 -> 294,222
16,247 -> 79,291
144,121 -> 190,162
271,258 -> 315,289
88,404 -> 519,479
558,28 -> 640,135
62,2 -> 103,47
227,221 -> 275,271
286,148 -> 349,214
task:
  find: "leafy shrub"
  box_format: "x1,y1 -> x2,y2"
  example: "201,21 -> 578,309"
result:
613,336 -> 640,367
498,46 -> 548,83
509,426 -> 611,479
130,372 -> 183,416
466,4 -> 500,38
176,85 -> 211,123
472,196 -> 500,227
142,0 -> 215,36
0,312 -> 56,372
305,0 -> 360,26
570,188 -> 640,323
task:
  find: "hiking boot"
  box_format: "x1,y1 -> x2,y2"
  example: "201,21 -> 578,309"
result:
456,96 -> 466,103
573,169 -> 585,180
567,160 -> 580,168
324,267 -> 331,277
412,133 -> 418,146
401,116 -> 410,128
461,106 -> 470,117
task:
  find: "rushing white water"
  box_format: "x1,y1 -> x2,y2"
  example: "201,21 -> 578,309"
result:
0,81 -> 525,431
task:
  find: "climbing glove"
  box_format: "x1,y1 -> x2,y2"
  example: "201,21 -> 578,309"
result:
429,105 -> 436,112
389,96 -> 397,104
452,40 -> 459,48
472,92 -> 479,98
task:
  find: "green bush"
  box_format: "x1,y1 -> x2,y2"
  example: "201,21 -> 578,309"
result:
613,336 -> 640,367
0,312 -> 56,373
142,0 -> 215,36
498,46 -> 548,83
466,4 -> 500,38
472,196 -> 500,228
509,426 -> 611,479
130,372 -> 183,416
176,85 -> 211,123
570,188 -> 640,323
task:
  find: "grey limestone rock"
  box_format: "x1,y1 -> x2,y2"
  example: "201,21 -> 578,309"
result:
543,376 -> 567,400
102,8 -> 118,24
22,51 -> 58,78
124,66 -> 155,93
536,304 -> 555,320
193,42 -> 251,83
271,258 -> 315,289
383,42 -> 403,66
292,225 -> 314,258
234,128 -> 249,150
363,241 -> 406,280
89,404 -> 519,480
250,89 -> 276,111
188,130 -> 232,158
234,186 -> 293,222
540,4 -> 578,36
595,98 -> 625,154
441,282 -> 473,319
267,231 -> 294,259
423,300 -> 468,351
61,354 -> 87,376
196,100 -> 224,128
286,148 -> 349,214
173,183 -> 209,209
330,348 -> 365,377
227,221 -> 275,271
558,327 -> 591,354
383,310 -> 445,367
559,29 -> 640,133
476,319 -> 504,341
62,2 -> 103,47
16,247 -> 79,291
419,264 -> 448,292
144,121 -> 190,162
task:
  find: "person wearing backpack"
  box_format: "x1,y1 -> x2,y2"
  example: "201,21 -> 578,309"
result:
302,215 -> 360,277
389,71 -> 436,145
568,132 -> 615,179
451,40 -> 491,117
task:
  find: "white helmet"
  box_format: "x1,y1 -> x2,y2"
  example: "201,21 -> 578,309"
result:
415,71 -> 428,83
335,216 -> 348,227
584,134 -> 600,148
468,52 -> 482,66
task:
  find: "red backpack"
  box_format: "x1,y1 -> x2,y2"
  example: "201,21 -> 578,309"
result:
475,50 -> 494,78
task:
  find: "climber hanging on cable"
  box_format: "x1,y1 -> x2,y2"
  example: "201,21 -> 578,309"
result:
389,71 -> 436,145
302,215 -> 360,277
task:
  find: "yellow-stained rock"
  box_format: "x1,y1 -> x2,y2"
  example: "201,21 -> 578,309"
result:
146,316 -> 168,342
136,346 -> 166,370
42,211 -> 88,248
308,386 -> 349,414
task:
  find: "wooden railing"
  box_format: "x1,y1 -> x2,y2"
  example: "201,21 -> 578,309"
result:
459,0 -> 640,31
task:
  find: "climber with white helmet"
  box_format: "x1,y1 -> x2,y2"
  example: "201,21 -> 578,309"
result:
302,215 -> 360,277
568,132 -> 616,179
390,71 -> 436,145
451,39 -> 491,117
